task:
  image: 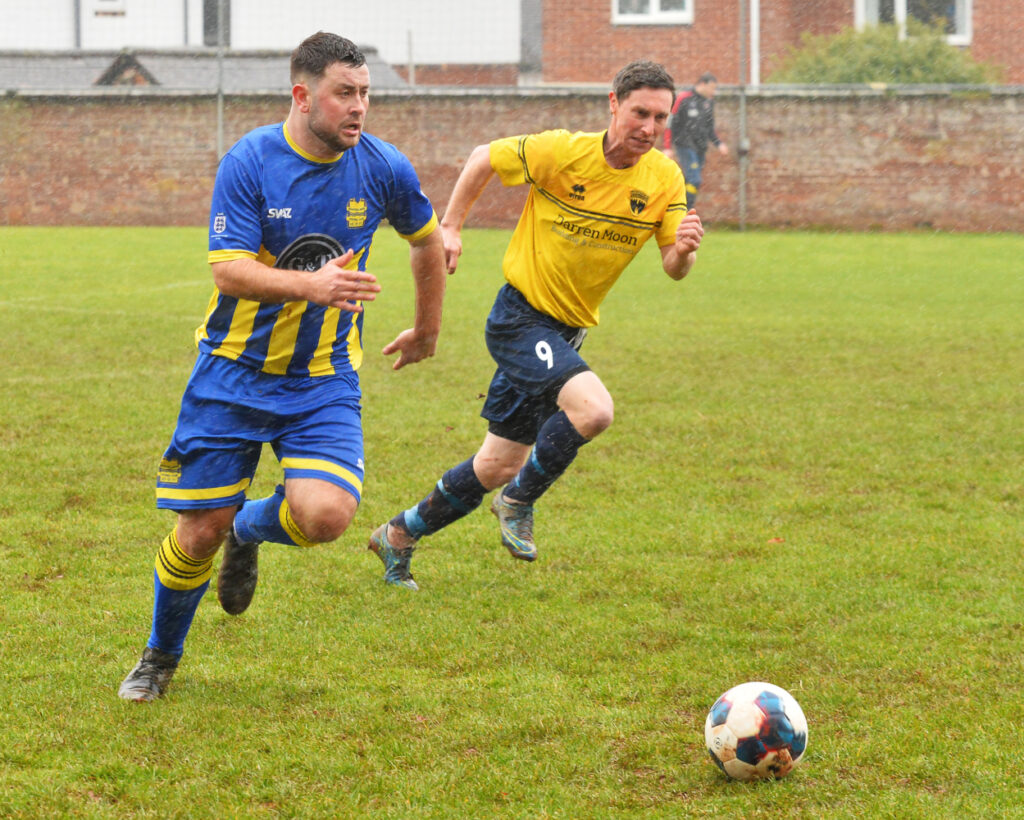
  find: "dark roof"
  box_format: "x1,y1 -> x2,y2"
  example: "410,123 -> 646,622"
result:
0,47 -> 406,92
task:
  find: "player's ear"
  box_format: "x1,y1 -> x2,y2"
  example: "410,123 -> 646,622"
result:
292,79 -> 313,113
608,91 -> 618,117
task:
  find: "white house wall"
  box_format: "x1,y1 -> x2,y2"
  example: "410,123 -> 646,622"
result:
0,0 -> 521,64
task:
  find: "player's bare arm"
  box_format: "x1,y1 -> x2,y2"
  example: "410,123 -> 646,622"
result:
211,251 -> 380,312
660,209 -> 704,280
382,227 -> 447,370
439,143 -> 496,273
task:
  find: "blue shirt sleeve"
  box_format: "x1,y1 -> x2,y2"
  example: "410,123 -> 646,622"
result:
209,149 -> 264,256
382,149 -> 436,239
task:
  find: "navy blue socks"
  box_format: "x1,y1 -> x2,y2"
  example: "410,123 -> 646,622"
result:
503,411 -> 588,505
395,457 -> 488,539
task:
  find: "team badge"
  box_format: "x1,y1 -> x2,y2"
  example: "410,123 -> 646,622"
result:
346,198 -> 368,228
213,212 -> 227,233
275,233 -> 345,271
629,190 -> 649,215
158,458 -> 182,484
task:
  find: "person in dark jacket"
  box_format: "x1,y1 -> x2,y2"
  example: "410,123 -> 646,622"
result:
664,72 -> 729,209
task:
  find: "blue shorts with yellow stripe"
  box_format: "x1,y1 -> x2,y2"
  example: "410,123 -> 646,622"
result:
156,352 -> 364,510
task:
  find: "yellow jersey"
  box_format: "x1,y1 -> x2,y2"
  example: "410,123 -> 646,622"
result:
489,129 -> 687,327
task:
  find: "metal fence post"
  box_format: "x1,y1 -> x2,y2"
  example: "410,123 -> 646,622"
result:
216,0 -> 225,159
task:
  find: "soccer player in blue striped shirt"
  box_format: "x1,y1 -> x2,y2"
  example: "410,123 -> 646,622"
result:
119,32 -> 447,701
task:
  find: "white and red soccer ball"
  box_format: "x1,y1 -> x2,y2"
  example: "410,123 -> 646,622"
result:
705,681 -> 808,781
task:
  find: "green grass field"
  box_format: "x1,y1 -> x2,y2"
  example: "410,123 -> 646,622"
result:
1,226 -> 1022,817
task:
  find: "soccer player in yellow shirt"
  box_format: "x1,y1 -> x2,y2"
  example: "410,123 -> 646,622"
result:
369,60 -> 704,589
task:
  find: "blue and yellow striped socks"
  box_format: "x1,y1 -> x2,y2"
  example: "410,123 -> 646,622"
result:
233,484 -> 317,547
147,528 -> 213,657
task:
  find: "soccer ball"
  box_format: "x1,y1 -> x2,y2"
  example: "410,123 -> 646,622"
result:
704,681 -> 808,781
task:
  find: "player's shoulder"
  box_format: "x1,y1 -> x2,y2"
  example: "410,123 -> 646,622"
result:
499,129 -> 584,161
354,131 -> 419,175
222,123 -> 284,168
540,129 -> 602,158
645,146 -> 682,172
642,147 -> 685,186
355,131 -> 408,162
232,123 -> 284,153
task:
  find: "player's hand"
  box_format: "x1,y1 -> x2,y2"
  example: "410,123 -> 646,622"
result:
676,209 -> 704,255
440,224 -> 463,274
382,328 -> 438,371
307,251 -> 381,312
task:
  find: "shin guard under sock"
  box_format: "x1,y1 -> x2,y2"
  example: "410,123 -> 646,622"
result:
503,410 -> 588,505
394,457 -> 487,539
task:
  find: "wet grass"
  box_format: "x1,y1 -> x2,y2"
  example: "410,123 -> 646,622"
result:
1,226 -> 1022,817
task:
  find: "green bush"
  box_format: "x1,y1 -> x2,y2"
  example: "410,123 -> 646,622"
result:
768,21 -> 1004,84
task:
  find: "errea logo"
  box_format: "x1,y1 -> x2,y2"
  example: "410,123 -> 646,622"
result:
268,207 -> 293,219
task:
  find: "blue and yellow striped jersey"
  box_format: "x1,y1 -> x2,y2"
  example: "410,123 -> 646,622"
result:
202,122 -> 437,377
490,129 -> 687,328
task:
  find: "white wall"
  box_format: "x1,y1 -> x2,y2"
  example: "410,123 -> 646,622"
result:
0,0 -> 521,63
78,0 -> 192,49
1,0 -> 78,48
233,0 -> 520,63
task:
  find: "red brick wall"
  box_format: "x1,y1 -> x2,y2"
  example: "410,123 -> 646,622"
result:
763,0 -> 854,78
542,0 -> 1022,85
543,0 -> 740,85
1,89 -> 1021,231
0,96 -> 222,225
718,90 -> 1023,231
392,64 -> 520,86
972,0 -> 1023,83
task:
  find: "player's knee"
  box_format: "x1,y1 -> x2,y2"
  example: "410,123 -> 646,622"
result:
293,505 -> 353,544
573,398 -> 614,439
495,460 -> 526,487
285,481 -> 359,545
475,456 -> 523,490
176,508 -> 235,559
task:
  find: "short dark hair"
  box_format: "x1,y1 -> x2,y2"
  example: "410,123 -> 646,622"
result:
291,31 -> 365,83
612,60 -> 675,101
698,72 -> 718,85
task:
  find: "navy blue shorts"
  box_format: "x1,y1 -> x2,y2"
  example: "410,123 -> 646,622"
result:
481,284 -> 590,445
156,352 -> 365,510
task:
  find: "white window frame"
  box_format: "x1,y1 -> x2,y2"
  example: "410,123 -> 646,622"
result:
855,0 -> 972,46
612,0 -> 694,26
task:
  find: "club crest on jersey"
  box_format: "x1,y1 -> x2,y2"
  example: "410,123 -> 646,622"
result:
213,213 -> 227,233
346,198 -> 368,228
629,190 -> 649,215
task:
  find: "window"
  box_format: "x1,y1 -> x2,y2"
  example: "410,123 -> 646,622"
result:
858,0 -> 971,46
613,0 -> 693,26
